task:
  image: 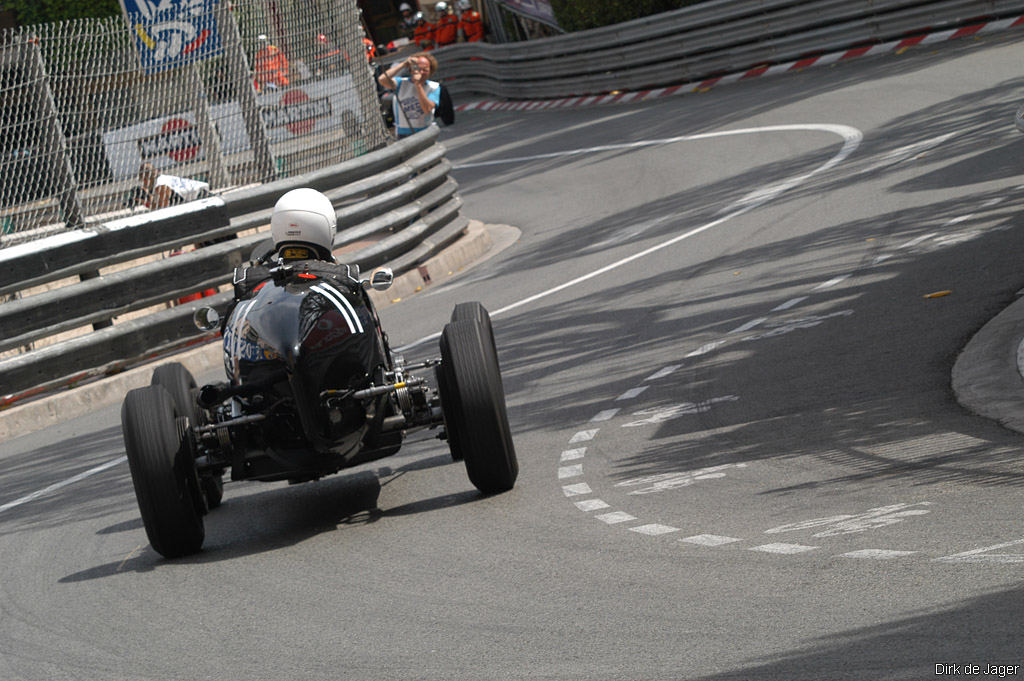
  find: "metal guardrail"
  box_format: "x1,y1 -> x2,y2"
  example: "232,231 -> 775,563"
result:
433,0 -> 1024,99
0,127 -> 466,402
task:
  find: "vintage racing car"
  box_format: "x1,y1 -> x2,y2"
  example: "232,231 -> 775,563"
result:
120,189 -> 518,558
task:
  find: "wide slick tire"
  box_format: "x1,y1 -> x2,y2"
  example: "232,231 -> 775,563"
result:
151,362 -> 223,509
121,385 -> 205,558
440,318 -> 518,494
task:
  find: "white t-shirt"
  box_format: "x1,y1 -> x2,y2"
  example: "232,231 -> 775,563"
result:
392,76 -> 440,137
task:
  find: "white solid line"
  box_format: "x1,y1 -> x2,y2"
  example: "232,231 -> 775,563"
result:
842,549 -> 917,559
569,429 -> 598,443
616,386 -> 649,400
630,524 -> 681,536
398,125 -> 863,352
681,534 -> 742,546
596,511 -> 637,524
560,448 -> 586,461
562,483 -> 592,497
772,297 -> 807,311
730,317 -> 767,334
645,365 -> 681,381
0,456 -> 128,514
558,465 -> 584,479
575,499 -> 611,512
750,543 -> 818,554
813,274 -> 850,291
590,409 -> 620,422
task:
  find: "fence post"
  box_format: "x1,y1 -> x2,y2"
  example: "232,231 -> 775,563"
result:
217,2 -> 277,183
187,63 -> 231,189
23,32 -> 84,229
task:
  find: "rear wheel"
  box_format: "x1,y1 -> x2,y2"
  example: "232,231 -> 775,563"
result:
151,363 -> 223,509
439,318 -> 517,494
121,385 -> 206,558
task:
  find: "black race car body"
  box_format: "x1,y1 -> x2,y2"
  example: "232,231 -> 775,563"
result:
120,259 -> 518,558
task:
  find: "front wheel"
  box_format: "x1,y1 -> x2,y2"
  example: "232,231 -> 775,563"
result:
439,318 -> 518,494
121,385 -> 206,558
151,362 -> 223,509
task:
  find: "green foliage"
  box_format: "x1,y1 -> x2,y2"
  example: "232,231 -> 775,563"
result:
2,0 -> 121,25
549,0 -> 703,32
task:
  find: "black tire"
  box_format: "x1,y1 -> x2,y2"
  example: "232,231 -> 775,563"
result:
451,301 -> 496,355
121,386 -> 205,558
151,362 -> 199,424
442,302 -> 498,462
439,319 -> 518,494
152,363 -> 224,509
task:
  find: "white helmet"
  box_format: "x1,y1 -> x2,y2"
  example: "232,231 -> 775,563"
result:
399,2 -> 412,12
271,188 -> 336,260
457,0 -> 470,10
435,1 -> 448,13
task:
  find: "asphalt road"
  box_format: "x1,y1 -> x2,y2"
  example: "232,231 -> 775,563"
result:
3,30 -> 1024,681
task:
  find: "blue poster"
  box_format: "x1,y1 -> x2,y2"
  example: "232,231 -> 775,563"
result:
119,0 -> 222,73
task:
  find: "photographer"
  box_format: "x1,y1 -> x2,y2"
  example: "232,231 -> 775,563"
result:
377,53 -> 440,138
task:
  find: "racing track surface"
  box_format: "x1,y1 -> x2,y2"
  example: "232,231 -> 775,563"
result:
3,31 -> 1024,680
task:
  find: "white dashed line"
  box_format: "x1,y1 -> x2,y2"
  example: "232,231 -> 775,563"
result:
645,365 -> 681,381
750,543 -> 818,554
730,317 -> 767,334
616,386 -> 649,401
560,448 -> 586,462
596,511 -> 638,524
575,499 -> 611,512
686,340 -> 727,357
681,534 -> 742,546
812,274 -> 850,291
842,549 -> 917,559
558,465 -> 584,479
590,409 -> 620,422
562,483 -> 593,497
569,429 -> 598,443
772,297 -> 807,311
899,233 -> 936,249
630,524 -> 681,536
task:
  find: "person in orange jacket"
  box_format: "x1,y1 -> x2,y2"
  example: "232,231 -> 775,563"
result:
253,35 -> 289,90
456,0 -> 484,42
433,1 -> 459,48
412,12 -> 435,50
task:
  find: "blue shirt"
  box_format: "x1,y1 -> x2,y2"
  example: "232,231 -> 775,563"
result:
392,76 -> 441,137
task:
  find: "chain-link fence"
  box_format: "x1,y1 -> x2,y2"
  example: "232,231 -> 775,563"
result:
0,0 -> 389,247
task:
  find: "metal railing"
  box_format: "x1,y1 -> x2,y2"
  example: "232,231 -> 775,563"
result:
0,128 -> 465,403
432,0 -> 1024,99
0,0 -> 388,244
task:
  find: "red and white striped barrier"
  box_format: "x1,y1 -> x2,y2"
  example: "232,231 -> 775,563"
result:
455,15 -> 1024,113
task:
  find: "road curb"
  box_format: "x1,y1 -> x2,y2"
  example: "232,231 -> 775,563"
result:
0,220 -> 497,442
952,295 -> 1024,435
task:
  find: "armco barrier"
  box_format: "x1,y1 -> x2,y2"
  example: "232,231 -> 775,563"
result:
0,127 -> 466,403
433,0 -> 1024,99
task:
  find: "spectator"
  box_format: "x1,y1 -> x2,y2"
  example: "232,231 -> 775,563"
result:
253,35 -> 289,90
133,163 -> 210,210
457,0 -> 484,42
398,3 -> 418,37
412,12 -> 435,50
433,1 -> 459,47
377,53 -> 440,138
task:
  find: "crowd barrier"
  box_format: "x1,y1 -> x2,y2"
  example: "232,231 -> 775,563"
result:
433,0 -> 1024,99
0,128 -> 464,403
